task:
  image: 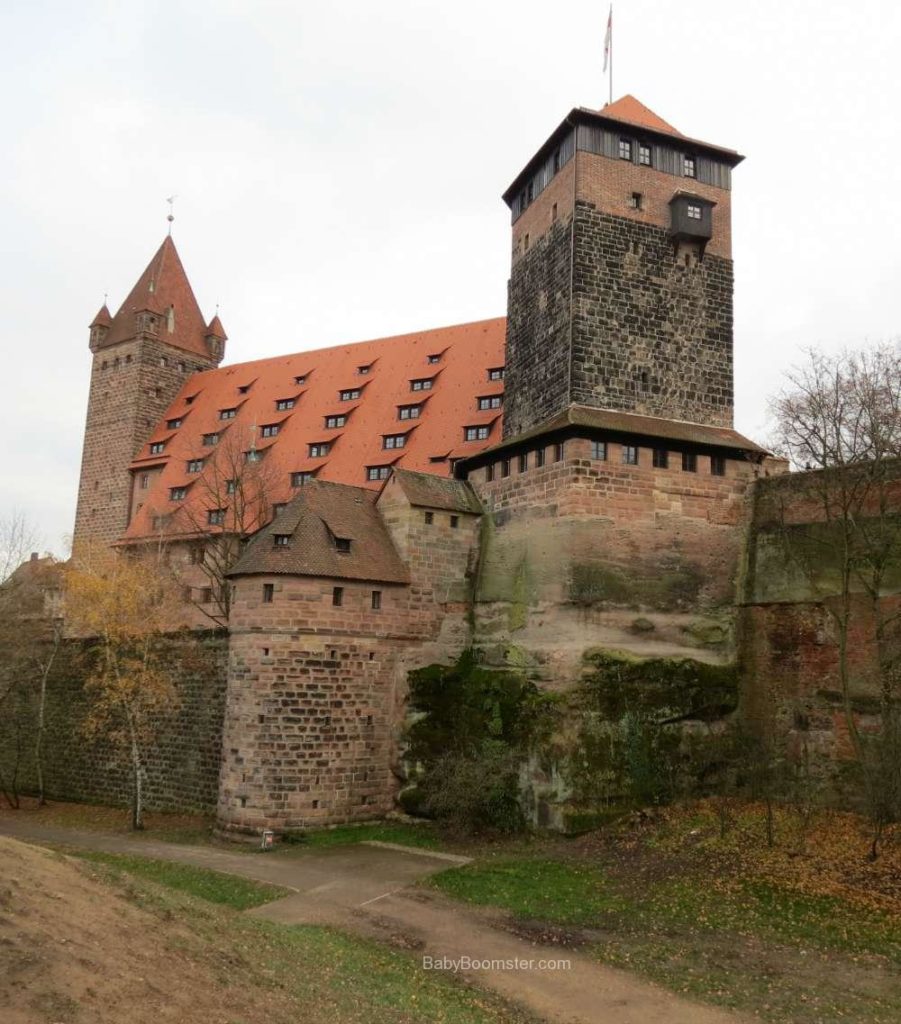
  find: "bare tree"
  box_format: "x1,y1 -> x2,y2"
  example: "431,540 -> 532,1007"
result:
771,343 -> 901,855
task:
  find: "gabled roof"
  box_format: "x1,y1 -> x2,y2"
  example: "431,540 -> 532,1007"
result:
460,404 -> 768,466
101,236 -> 213,358
390,468 -> 482,514
229,480 -> 409,584
123,317 -> 506,542
600,95 -> 683,137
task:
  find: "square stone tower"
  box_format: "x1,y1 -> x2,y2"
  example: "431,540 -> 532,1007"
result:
501,95 -> 744,439
73,236 -> 227,552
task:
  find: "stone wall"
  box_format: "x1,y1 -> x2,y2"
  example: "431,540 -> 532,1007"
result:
0,631 -> 228,813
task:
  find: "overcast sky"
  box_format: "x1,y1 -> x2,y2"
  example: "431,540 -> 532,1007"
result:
2,0 -> 899,554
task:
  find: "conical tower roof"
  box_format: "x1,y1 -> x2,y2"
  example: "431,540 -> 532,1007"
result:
89,303 -> 113,329
104,236 -> 211,357
205,313 -> 228,340
600,95 -> 683,138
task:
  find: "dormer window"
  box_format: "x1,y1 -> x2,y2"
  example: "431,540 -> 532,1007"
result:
340,388 -> 362,401
357,364 -> 372,375
464,425 -> 490,442
187,459 -> 204,473
410,378 -> 433,392
683,155 -> 697,178
398,404 -> 421,420
309,443 -> 330,457
618,138 -> 632,161
245,449 -> 263,463
291,470 -> 316,486
427,354 -> 441,364
220,408 -> 237,420
273,533 -> 291,547
334,537 -> 351,553
273,502 -> 287,515
487,367 -> 505,381
366,465 -> 391,481
294,374 -> 306,385
226,479 -> 237,494
477,395 -> 502,410
150,442 -> 165,455
207,508 -> 226,526
275,398 -> 295,411
260,423 -> 280,438
325,414 -> 347,429
202,433 -> 220,447
238,382 -> 253,394
170,487 -> 187,501
383,434 -> 406,450
166,418 -> 182,429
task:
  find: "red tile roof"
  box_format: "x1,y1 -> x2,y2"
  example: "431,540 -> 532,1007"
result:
124,317 -> 507,541
599,95 -> 683,137
206,314 -> 227,340
101,237 -> 214,358
90,303 -> 113,329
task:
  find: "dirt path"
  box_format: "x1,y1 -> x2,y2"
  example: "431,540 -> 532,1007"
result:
0,817 -> 748,1024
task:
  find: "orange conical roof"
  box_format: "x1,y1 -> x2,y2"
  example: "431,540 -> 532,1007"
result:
600,95 -> 682,138
89,303 -> 113,328
205,314 -> 227,340
104,236 -> 211,358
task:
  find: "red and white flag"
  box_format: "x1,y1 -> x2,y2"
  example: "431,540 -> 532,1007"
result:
603,5 -> 612,72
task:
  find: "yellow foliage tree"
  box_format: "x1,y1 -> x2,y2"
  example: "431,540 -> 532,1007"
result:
65,546 -> 180,830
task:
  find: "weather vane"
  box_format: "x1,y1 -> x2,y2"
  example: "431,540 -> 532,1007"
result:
166,195 -> 177,234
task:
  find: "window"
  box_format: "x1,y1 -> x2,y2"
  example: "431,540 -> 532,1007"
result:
450,515 -> 459,528
273,533 -> 290,547
291,471 -> 315,486
622,445 -> 639,466
398,404 -> 422,420
366,465 -> 391,481
429,455 -> 448,464
150,441 -> 165,454
710,455 -> 726,477
334,536 -> 351,553
166,418 -> 182,429
554,442 -> 564,462
309,443 -> 330,457
501,459 -> 510,478
682,451 -> 698,473
629,192 -> 643,210
653,449 -> 669,469
478,395 -> 503,410
219,408 -> 237,420
618,137 -> 632,161
187,459 -> 204,473
687,204 -> 702,220
371,590 -> 382,610
357,364 -> 372,376
261,423 -> 279,438
553,148 -> 561,173
294,374 -> 306,385
638,143 -> 652,167
383,434 -> 406,449
184,392 -> 196,404
683,155 -> 696,178
590,440 -> 607,461
535,448 -> 545,468
464,425 -> 490,442
276,398 -> 295,411
424,511 -> 434,525
518,453 -> 528,473
237,383 -> 252,394
140,473 -> 150,489
202,432 -> 219,446
487,367 -> 505,381
410,378 -> 434,391
332,586 -> 343,607
190,544 -> 205,565
485,463 -> 494,482
272,503 -> 287,515
199,587 -> 213,605
340,388 -> 361,401
325,414 -> 347,429
245,449 -> 262,463
262,583 -> 274,603
551,202 -> 558,222
169,486 -> 187,501
226,478 -> 237,494
523,233 -> 530,251
427,353 -> 441,364
208,508 -> 226,526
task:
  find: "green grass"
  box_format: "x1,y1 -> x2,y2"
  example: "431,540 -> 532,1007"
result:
283,821 -> 442,851
428,857 -> 623,925
76,850 -> 288,909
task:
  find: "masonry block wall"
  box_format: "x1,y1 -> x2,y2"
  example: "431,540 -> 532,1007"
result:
468,436 -> 759,685
73,336 -> 218,551
0,632 -> 228,813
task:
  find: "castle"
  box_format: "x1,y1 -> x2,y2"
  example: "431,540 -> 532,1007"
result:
73,95 -> 794,835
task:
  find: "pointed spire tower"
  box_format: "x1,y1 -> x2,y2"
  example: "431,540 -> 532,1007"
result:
74,235 -> 225,552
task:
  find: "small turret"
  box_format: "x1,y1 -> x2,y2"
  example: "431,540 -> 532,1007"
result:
205,314 -> 228,361
88,303 -> 113,351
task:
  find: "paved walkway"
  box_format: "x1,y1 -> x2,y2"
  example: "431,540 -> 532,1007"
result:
0,817 -> 747,1024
